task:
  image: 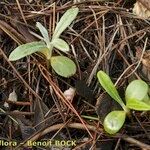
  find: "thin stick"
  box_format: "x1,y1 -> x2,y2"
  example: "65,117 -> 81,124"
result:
122,135 -> 150,150
16,123 -> 102,148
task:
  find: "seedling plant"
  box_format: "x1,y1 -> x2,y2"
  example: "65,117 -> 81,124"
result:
9,7 -> 79,78
97,71 -> 150,134
9,6 -> 150,135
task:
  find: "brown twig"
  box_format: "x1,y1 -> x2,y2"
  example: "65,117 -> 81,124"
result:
16,122 -> 102,148
2,111 -> 34,116
121,135 -> 150,150
5,100 -> 31,106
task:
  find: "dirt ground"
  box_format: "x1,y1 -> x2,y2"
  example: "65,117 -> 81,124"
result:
0,0 -> 150,150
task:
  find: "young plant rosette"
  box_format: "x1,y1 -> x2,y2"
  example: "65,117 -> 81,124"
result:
9,7 -> 79,78
97,71 -> 150,134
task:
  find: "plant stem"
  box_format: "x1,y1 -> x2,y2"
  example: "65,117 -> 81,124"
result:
46,44 -> 53,69
121,104 -> 131,117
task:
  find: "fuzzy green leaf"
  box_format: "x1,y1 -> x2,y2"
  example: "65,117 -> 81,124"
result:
9,41 -> 48,61
36,22 -> 50,46
104,111 -> 126,134
97,71 -> 125,109
50,56 -> 76,77
53,7 -> 79,39
52,38 -> 69,52
126,98 -> 150,111
125,80 -> 148,102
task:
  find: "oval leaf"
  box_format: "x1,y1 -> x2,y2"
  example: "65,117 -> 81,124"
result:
50,56 -> 76,77
104,111 -> 126,134
36,22 -> 50,46
126,98 -> 150,111
97,71 -> 126,110
53,7 -> 79,39
9,42 -> 48,61
125,80 -> 148,102
52,38 -> 69,52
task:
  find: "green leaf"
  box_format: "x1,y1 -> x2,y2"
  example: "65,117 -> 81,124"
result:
53,7 -> 79,39
50,56 -> 76,77
36,22 -> 50,47
126,98 -> 150,111
104,111 -> 126,134
125,80 -> 150,111
97,71 -> 126,111
9,41 -> 48,61
125,80 -> 148,101
52,38 -> 69,52
143,94 -> 150,105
